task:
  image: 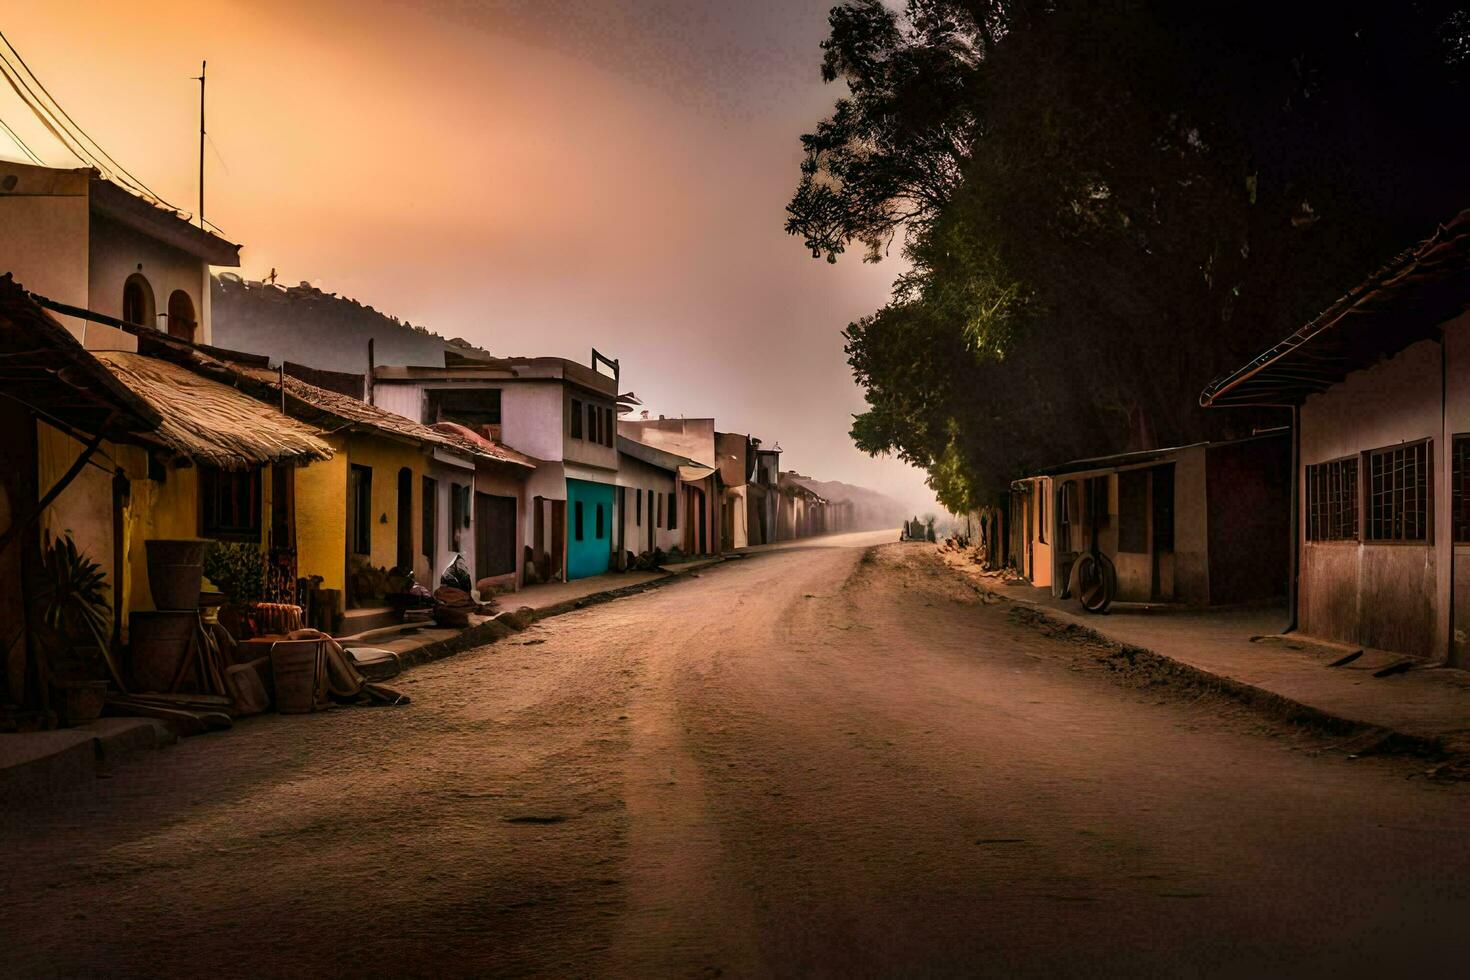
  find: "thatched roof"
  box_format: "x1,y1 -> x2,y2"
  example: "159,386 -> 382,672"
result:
0,274 -> 159,439
93,351 -> 334,470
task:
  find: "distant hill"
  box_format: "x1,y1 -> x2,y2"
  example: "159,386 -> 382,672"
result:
211,273 -> 484,376
786,475 -> 908,531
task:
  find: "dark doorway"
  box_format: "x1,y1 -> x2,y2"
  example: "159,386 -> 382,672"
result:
422,475 -> 438,574
475,492 -> 517,580
396,467 -> 413,570
166,290 -> 196,341
349,464 -> 372,556
1150,464 -> 1176,601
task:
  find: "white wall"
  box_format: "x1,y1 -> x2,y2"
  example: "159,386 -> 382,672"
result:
0,163 -> 92,341
0,163 -> 210,352
370,383 -> 422,421
502,382 -> 568,461
89,212 -> 210,345
616,453 -> 678,555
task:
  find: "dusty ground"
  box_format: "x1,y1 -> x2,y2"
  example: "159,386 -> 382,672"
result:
3,536 -> 1468,978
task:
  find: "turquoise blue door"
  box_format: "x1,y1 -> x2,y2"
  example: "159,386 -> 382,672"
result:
566,478 -> 614,579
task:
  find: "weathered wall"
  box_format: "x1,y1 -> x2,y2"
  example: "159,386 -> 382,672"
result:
1299,338 -> 1443,655
345,435 -> 425,574
36,423 -> 120,602
89,212 -> 209,344
619,418 -> 717,467
426,457 -> 478,586
1205,435 -> 1290,604
615,453 -> 679,555
1017,477 -> 1053,588
0,165 -> 138,351
504,382 -> 567,461
295,440 -> 349,596
1169,451 -> 1208,603
122,457 -> 203,619
563,388 -> 620,472
473,462 -> 527,593
0,163 -> 91,341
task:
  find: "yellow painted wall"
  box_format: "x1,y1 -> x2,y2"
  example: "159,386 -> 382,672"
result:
121,452 -> 201,618
36,423 -> 118,586
37,424 -> 425,626
346,435 -> 425,574
36,423 -> 212,632
295,434 -> 349,594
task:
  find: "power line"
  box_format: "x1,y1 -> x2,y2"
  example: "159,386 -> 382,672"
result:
0,52 -> 96,172
0,28 -> 230,240
0,29 -> 173,208
0,111 -> 42,164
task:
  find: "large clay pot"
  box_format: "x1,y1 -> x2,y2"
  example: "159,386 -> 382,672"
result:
128,610 -> 197,692
53,679 -> 108,726
145,539 -> 208,611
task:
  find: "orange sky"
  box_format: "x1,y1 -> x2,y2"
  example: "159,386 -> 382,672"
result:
1,1 -> 940,516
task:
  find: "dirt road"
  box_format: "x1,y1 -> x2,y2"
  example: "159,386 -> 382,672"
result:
3,535 -> 1467,978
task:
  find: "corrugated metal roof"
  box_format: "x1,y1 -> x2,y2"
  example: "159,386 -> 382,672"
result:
1201,208 -> 1470,407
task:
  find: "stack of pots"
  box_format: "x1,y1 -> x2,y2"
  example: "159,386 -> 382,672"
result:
131,540 -> 208,692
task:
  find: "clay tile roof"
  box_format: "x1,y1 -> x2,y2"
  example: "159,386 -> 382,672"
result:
428,421 -> 537,469
92,351 -> 334,470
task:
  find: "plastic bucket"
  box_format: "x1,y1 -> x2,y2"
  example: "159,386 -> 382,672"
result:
270,640 -> 324,714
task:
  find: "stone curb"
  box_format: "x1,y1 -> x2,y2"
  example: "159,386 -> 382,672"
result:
391,570 -> 689,670
0,718 -> 175,803
2,565 -> 713,798
951,568 -> 1450,761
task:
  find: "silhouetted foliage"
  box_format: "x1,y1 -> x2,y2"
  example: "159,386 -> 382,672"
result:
791,0 -> 1470,509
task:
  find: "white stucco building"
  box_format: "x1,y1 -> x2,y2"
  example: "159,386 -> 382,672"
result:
372,353 -> 622,581
0,161 -> 239,351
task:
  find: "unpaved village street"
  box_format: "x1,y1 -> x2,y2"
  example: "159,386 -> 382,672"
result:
3,533 -> 1468,978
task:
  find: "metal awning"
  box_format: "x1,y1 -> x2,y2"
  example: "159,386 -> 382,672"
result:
1201,208 -> 1470,408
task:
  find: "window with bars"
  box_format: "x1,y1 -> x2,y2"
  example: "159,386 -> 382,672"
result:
1305,457 -> 1358,541
1454,435 -> 1470,543
1366,441 -> 1432,543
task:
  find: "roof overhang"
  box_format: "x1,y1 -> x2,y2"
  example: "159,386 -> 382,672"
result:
1201,208 -> 1470,408
0,274 -> 159,439
90,178 -> 241,267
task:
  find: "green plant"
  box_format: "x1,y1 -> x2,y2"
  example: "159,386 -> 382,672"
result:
203,541 -> 266,606
37,531 -> 122,688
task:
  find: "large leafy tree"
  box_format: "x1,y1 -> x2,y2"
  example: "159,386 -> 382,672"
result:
792,0 -> 1470,510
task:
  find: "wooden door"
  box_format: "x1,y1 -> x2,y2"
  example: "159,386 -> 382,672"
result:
396,467 -> 413,570
474,492 -> 517,580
